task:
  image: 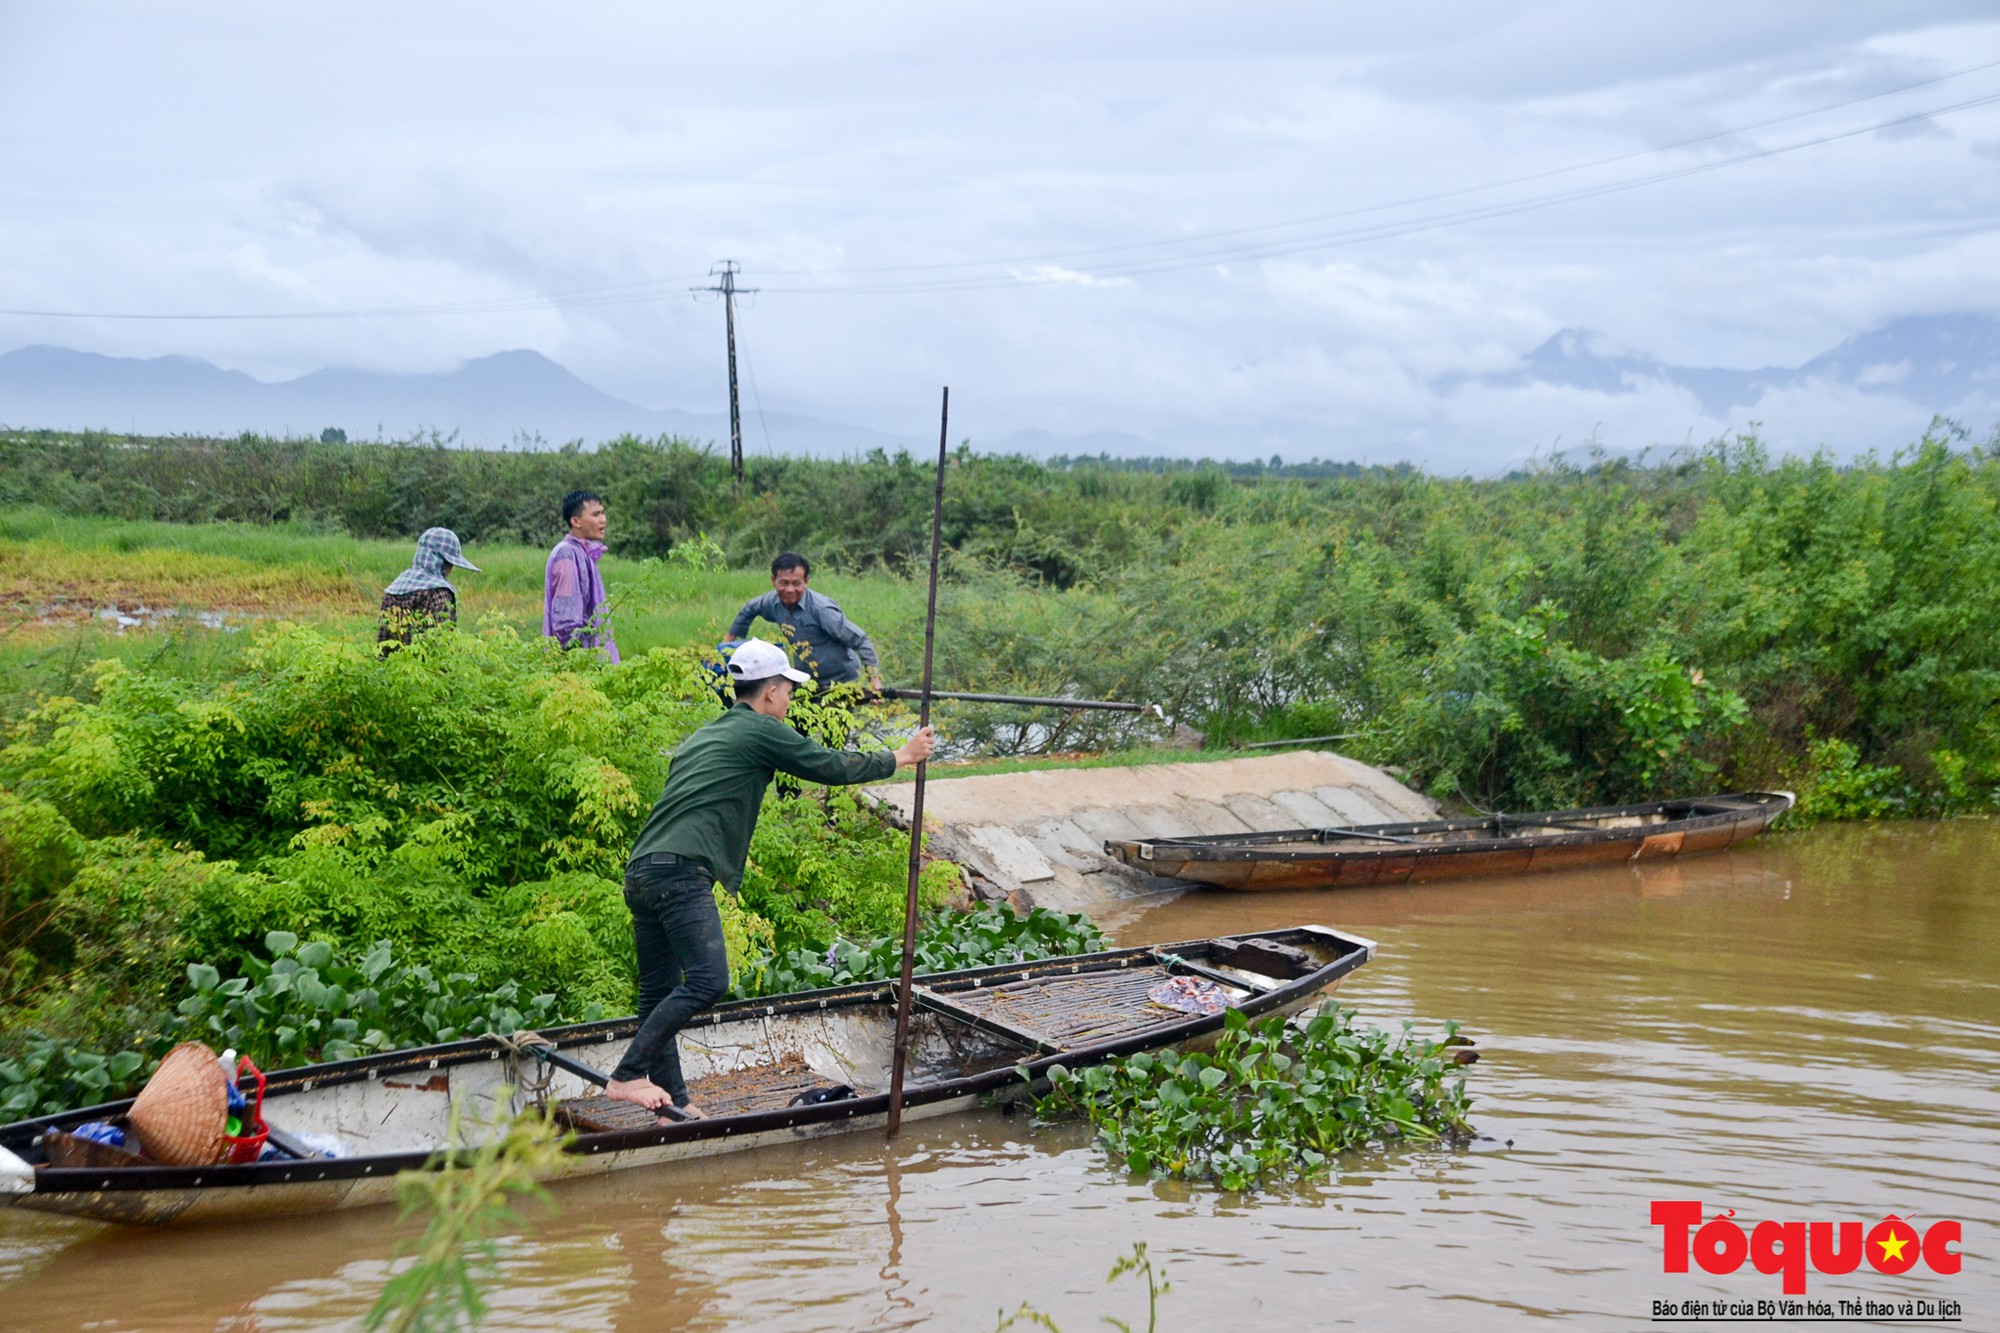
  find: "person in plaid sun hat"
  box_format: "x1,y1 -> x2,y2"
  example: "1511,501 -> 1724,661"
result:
378,527 -> 480,648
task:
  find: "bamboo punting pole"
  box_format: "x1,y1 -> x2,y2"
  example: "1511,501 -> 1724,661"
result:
886,387 -> 948,1141
877,687 -> 1152,714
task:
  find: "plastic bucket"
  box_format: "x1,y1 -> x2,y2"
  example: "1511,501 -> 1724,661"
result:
221,1056 -> 269,1165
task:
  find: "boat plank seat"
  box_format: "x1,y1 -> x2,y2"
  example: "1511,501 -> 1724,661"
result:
1210,936 -> 1317,980
555,1054 -> 847,1132
937,965 -> 1213,1049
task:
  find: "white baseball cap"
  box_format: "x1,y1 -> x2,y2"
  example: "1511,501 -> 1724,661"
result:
726,638 -> 810,685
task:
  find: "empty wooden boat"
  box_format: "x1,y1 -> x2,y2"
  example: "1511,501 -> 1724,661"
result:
0,925 -> 1372,1226
1103,791 -> 1794,890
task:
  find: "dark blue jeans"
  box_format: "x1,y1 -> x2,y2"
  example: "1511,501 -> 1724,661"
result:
610,859 -> 731,1097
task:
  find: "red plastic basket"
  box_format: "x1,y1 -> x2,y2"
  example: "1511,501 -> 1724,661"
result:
221,1056 -> 269,1165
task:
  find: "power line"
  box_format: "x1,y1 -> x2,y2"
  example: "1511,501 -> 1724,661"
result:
0,272 -> 713,321
3,63 -> 1997,320
735,296 -> 777,459
750,55 -> 2000,280
756,88 -> 2000,295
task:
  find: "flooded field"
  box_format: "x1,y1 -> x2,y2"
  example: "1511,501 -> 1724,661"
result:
1,820 -> 1994,1329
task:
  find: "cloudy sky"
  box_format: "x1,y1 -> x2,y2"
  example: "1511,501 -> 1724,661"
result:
2,3 -> 1997,467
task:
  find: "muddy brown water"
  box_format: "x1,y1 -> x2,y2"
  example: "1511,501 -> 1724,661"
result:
1,821 -> 1994,1329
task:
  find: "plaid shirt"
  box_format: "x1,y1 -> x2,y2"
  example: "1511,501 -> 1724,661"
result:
378,585 -> 457,646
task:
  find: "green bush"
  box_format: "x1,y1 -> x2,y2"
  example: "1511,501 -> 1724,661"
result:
741,787 -> 960,947
1788,737 -> 1907,823
732,904 -> 1108,999
0,790 -> 268,1049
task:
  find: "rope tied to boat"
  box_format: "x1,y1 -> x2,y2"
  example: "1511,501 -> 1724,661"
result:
484,1030 -> 558,1109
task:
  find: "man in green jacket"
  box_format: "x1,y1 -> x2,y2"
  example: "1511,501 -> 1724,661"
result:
607,638 -> 936,1114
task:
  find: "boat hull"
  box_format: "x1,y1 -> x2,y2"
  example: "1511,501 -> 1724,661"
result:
9,1091 -> 989,1226
1104,791 -> 1793,890
2,926 -> 1372,1225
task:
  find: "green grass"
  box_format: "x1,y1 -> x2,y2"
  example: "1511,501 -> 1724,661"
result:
0,510 -> 993,739
0,505 -> 921,658
875,744 -> 1241,782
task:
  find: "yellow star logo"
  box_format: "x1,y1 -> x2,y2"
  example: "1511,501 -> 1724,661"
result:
1877,1232 -> 1910,1264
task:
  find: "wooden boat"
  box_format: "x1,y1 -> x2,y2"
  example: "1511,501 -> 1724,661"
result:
0,925 -> 1372,1226
1103,791 -> 1794,891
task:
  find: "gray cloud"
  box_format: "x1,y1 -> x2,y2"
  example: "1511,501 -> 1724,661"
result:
1,2 -> 1997,465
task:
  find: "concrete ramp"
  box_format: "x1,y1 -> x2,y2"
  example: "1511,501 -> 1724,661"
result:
864,751 -> 1437,922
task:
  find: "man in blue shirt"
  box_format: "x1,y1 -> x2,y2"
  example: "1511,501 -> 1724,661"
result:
726,552 -> 882,689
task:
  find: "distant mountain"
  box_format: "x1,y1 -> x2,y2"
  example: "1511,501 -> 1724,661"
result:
0,345 -> 928,456
5,311 -> 1995,469
1795,313 -> 2000,407
1495,313 -> 2000,416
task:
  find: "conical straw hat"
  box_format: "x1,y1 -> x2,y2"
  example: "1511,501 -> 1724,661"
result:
127,1041 -> 228,1166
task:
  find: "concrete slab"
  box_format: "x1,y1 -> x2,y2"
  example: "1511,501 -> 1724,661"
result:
1221,792 -> 1291,830
961,825 -> 1058,883
1268,789 -> 1344,828
1028,821 -> 1119,874
1315,785 -> 1389,826
864,750 -> 1438,925
1039,818 -> 1107,863
1176,799 -> 1256,834
1065,807 -> 1147,845
1123,805 -> 1197,839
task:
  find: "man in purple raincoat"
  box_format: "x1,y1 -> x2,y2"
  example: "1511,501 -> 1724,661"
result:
544,490 -> 619,662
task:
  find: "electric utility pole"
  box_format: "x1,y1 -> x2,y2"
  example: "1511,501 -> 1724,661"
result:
693,260 -> 757,485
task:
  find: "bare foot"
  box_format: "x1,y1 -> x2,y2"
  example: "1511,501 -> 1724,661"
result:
605,1076 -> 671,1110
674,1101 -> 705,1121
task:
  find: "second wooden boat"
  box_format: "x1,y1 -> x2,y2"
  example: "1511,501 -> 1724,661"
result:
1103,791 -> 1793,890
0,925 -> 1372,1226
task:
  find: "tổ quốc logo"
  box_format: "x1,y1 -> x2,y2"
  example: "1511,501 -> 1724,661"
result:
1651,1202 -> 1963,1316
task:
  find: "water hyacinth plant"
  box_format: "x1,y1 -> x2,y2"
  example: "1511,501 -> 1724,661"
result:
178,931 -> 595,1067
1034,1003 -> 1476,1190
0,1037 -> 147,1120
0,932 -> 603,1120
731,904 -> 1108,998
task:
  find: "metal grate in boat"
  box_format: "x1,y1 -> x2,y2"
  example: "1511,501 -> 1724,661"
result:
941,965 -> 1222,1049
556,1053 -> 847,1132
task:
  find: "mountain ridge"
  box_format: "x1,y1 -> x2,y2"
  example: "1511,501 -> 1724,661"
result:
1495,312 -> 2000,417
2,311 -> 1995,463
0,345 -> 930,457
